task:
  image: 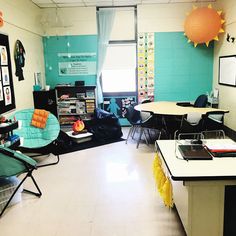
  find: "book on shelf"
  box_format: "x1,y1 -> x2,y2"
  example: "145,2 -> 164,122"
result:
76,101 -> 86,114
76,92 -> 86,99
59,108 -> 70,114
86,90 -> 95,98
56,83 -> 71,87
59,116 -> 77,125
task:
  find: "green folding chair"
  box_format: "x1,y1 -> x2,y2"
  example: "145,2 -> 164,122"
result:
0,146 -> 42,217
12,109 -> 60,167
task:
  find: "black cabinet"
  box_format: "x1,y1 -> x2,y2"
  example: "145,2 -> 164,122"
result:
33,90 -> 57,117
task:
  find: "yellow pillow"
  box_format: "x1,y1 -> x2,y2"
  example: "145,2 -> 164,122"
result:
31,109 -> 49,129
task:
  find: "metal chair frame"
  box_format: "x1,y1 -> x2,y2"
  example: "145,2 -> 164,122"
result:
0,148 -> 42,217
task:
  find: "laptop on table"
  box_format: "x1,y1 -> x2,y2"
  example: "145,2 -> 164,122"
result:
178,145 -> 213,160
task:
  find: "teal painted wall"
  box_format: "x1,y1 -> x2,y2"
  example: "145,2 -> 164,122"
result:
43,35 -> 97,88
154,32 -> 214,101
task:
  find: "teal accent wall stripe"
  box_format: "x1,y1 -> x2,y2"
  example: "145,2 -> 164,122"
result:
154,32 -> 214,101
43,35 -> 98,88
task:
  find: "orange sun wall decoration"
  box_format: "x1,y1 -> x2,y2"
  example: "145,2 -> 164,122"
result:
184,4 -> 225,47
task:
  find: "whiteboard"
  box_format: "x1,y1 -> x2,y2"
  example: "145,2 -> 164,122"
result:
219,55 -> 236,87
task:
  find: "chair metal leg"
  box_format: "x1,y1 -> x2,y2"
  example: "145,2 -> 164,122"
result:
126,126 -> 133,144
131,126 -> 137,139
0,170 -> 42,218
125,126 -> 134,144
136,128 -> 144,149
143,129 -> 150,145
37,155 -> 60,168
23,174 -> 42,197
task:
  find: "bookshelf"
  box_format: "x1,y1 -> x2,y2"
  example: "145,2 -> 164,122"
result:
55,85 -> 96,127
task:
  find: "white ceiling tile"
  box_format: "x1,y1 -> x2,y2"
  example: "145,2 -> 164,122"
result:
31,0 -> 216,8
86,2 -> 112,6
55,0 -> 83,2
84,1 -> 112,4
36,3 -> 57,7
57,3 -> 85,7
32,0 -> 53,3
84,0 -> 112,2
170,0 -> 197,3
113,1 -> 139,6
197,0 -> 215,2
141,0 -> 169,4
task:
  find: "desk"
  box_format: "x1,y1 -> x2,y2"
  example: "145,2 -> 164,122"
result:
135,101 -> 227,116
156,139 -> 236,236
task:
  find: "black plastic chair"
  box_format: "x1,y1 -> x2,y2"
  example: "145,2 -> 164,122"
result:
140,98 -> 152,120
201,130 -> 225,139
174,112 -> 204,140
136,112 -> 164,148
193,94 -> 208,107
202,111 -> 227,131
125,105 -> 142,144
176,94 -> 208,108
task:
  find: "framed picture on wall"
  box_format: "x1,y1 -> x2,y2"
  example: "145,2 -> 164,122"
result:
0,45 -> 8,65
219,55 -> 236,87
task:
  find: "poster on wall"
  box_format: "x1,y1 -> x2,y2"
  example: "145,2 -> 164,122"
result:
137,33 -> 155,103
14,40 -> 25,81
0,46 -> 8,65
0,33 -> 16,114
3,86 -> 11,105
0,83 -> 3,101
103,96 -> 136,118
58,53 -> 97,76
2,66 -> 9,85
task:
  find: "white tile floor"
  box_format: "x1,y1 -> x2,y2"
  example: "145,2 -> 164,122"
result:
0,128 -> 185,236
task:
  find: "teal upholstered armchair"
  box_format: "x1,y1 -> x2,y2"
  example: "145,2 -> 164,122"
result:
12,109 -> 60,167
0,146 -> 41,217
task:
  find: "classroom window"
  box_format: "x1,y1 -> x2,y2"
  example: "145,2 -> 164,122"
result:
102,43 -> 136,93
100,6 -> 137,94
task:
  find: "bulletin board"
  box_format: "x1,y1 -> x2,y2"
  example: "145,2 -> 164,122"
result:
0,33 -> 16,114
219,55 -> 236,87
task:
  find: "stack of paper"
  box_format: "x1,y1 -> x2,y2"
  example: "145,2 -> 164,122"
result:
205,144 -> 236,157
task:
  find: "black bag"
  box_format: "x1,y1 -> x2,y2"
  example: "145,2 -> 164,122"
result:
88,108 -> 123,141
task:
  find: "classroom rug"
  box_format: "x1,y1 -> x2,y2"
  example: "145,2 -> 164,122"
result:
52,131 -> 125,155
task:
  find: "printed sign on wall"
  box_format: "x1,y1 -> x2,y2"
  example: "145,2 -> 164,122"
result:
58,53 -> 96,76
138,33 -> 155,103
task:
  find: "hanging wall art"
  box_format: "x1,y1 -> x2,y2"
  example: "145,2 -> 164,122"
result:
14,40 -> 25,81
184,4 -> 225,47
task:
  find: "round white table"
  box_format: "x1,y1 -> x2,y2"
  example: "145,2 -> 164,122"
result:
135,101 -> 228,116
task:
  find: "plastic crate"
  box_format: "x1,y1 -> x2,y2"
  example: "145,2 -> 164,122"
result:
0,177 -> 22,212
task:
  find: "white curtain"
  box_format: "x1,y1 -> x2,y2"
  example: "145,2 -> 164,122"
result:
96,8 -> 116,104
